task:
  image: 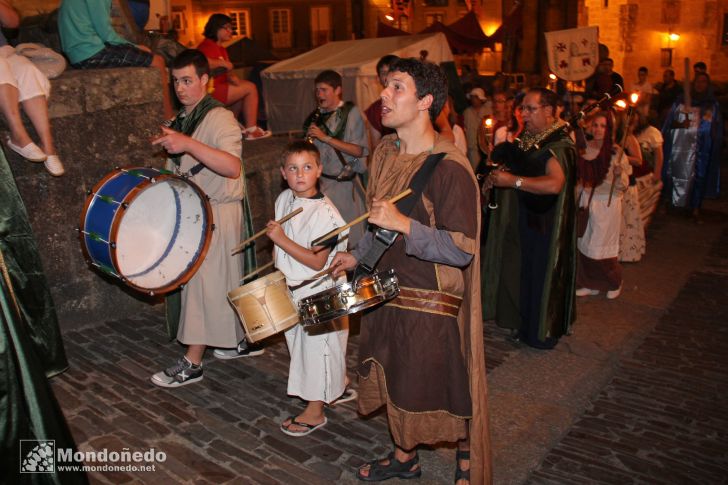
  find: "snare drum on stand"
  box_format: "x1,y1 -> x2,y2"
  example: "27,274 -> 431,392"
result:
79,167 -> 213,295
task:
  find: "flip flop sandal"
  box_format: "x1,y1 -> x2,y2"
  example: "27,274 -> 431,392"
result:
328,387 -> 358,407
455,449 -> 470,484
280,416 -> 327,437
356,451 -> 421,481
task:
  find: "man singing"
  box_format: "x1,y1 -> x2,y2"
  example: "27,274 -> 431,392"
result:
331,58 -> 490,484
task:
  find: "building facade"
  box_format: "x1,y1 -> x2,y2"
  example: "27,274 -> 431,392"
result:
579,0 -> 728,82
172,0 -> 353,58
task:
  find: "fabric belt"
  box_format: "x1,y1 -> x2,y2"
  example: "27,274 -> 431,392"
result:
389,287 -> 462,317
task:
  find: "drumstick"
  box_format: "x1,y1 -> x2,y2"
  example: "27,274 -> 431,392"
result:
231,207 -> 303,255
239,261 -> 274,282
311,188 -> 413,247
309,264 -> 339,281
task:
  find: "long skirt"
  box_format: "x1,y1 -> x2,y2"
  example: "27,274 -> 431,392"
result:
619,185 -> 646,262
636,175 -> 663,227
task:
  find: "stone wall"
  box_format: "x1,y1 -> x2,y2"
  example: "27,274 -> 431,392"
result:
0,67 -> 289,330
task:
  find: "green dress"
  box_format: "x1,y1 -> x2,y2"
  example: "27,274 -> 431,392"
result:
0,149 -> 87,482
481,135 -> 577,348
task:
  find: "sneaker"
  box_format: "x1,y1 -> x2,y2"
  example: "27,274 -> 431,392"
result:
213,339 -> 265,359
44,155 -> 65,176
150,356 -> 203,388
6,138 -> 46,162
606,284 -> 622,300
575,288 -> 599,297
243,126 -> 272,141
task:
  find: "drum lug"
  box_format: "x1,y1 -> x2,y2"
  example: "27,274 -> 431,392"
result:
86,189 -> 92,195
110,242 -> 116,249
211,224 -> 216,231
121,202 -> 129,209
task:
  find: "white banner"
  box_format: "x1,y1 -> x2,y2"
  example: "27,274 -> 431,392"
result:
545,26 -> 599,81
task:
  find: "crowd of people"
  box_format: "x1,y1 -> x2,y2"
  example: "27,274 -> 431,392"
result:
1,3 -> 724,483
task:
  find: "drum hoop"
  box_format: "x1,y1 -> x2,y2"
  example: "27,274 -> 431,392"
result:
80,167 -> 214,295
78,167 -> 128,274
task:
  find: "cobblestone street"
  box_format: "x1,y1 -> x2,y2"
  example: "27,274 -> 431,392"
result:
50,199 -> 728,484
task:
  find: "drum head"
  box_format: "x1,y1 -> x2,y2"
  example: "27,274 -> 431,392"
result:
115,177 -> 208,290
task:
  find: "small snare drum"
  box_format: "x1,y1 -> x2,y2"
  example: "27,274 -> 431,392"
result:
298,269 -> 399,326
227,271 -> 299,343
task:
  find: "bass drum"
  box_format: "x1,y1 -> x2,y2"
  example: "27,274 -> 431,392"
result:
79,167 -> 213,295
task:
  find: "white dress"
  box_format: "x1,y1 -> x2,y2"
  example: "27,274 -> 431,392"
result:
273,189 -> 349,403
578,150 -> 630,260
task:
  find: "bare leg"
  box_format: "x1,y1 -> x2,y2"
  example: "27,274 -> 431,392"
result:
186,344 -> 206,366
456,431 -> 471,485
281,400 -> 325,432
150,54 -> 174,119
21,95 -> 56,155
225,80 -> 259,129
228,98 -> 243,120
0,83 -> 34,147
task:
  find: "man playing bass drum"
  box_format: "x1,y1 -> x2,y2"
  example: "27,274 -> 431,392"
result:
482,87 -> 577,350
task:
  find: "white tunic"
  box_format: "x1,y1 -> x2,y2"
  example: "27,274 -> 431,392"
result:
273,189 -> 349,403
167,106 -> 245,347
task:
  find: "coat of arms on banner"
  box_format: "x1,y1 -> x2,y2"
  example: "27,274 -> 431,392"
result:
545,26 -> 599,81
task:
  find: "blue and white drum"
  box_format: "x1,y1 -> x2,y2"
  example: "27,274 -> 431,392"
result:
79,167 -> 213,295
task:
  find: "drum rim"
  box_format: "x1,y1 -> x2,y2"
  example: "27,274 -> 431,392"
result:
79,167 -> 214,296
227,270 -> 287,300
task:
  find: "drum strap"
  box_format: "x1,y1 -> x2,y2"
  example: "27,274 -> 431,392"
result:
167,95 -> 224,177
355,152 -> 446,277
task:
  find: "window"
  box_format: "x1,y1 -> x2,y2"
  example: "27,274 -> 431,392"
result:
270,9 -> 292,49
227,9 -> 251,38
425,12 -> 445,26
310,6 -> 331,47
171,9 -> 186,33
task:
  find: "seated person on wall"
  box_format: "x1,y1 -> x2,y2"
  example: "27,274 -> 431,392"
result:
197,14 -> 271,141
57,0 -> 173,119
0,0 -> 64,175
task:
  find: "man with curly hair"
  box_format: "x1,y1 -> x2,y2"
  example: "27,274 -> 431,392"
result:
331,58 -> 491,484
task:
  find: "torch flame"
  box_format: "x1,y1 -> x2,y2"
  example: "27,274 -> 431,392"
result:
615,100 -> 627,109
630,92 -> 640,104
485,117 -> 493,128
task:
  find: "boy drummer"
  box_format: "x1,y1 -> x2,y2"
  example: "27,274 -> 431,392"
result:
271,141 -> 355,436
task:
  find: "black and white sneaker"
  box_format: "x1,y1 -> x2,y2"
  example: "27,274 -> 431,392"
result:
213,339 -> 265,360
151,356 -> 203,388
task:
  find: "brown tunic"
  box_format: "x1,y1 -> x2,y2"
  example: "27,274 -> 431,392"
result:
357,134 -> 492,484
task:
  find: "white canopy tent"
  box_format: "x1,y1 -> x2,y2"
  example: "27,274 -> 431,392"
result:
261,33 -> 454,133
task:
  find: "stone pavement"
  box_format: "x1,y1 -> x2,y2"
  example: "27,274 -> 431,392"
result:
52,309 -> 518,484
49,198 -> 728,484
527,226 -> 728,484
